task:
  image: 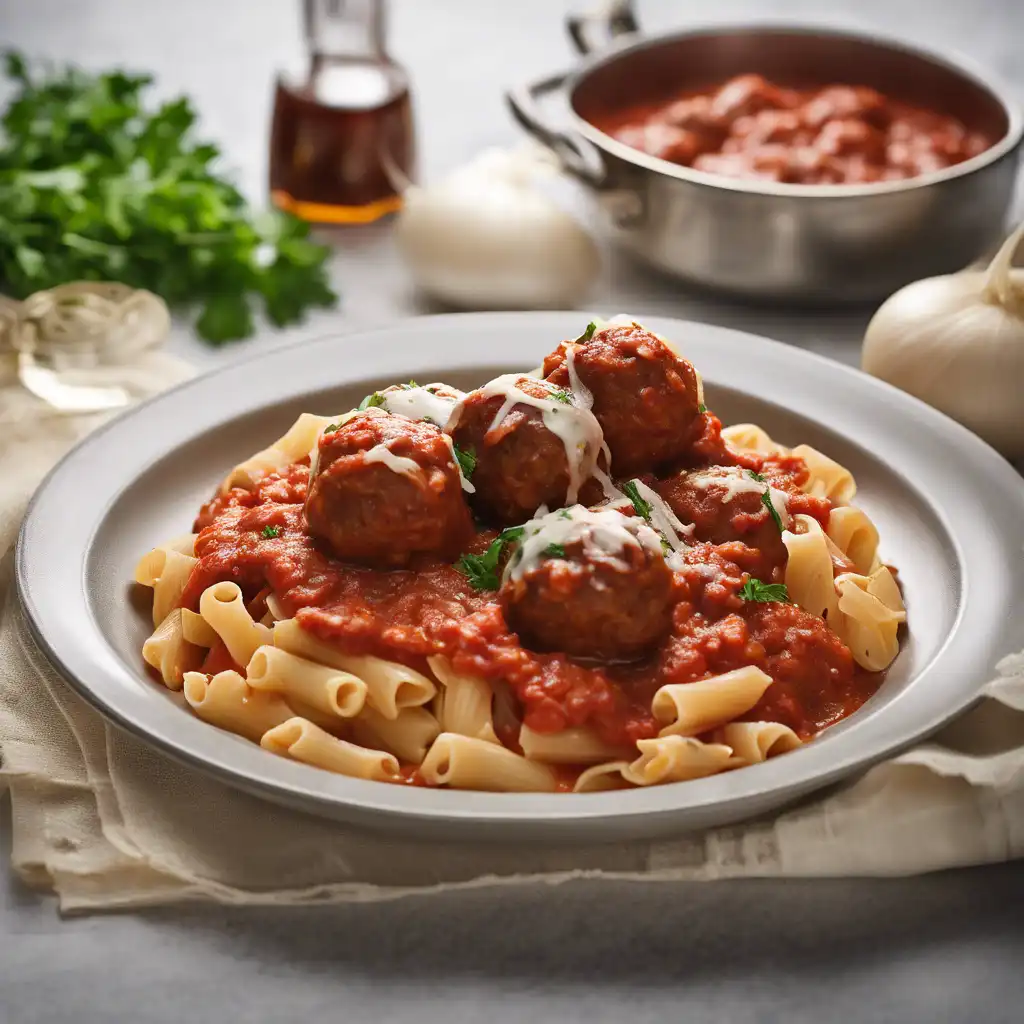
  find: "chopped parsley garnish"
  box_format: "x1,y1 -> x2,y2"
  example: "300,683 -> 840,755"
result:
453,444 -> 477,478
357,391 -> 386,410
622,479 -> 652,521
748,470 -> 766,482
455,526 -> 525,590
261,525 -> 280,539
579,320 -> 598,342
423,416 -> 436,425
761,490 -> 784,531
550,387 -> 572,405
544,543 -> 566,558
698,403 -> 707,414
740,578 -> 789,603
323,422 -> 339,433
403,380 -> 419,389
558,509 -> 572,519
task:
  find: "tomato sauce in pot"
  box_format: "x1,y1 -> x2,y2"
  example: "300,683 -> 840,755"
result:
591,73 -> 991,185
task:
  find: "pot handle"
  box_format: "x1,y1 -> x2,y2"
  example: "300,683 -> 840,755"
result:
566,0 -> 640,55
505,72 -> 606,186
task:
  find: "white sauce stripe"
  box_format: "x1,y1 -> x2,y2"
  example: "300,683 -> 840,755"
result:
363,443 -> 422,477
379,384 -> 464,431
630,479 -> 693,552
505,505 -> 664,584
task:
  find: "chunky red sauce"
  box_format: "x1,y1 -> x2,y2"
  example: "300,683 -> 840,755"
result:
183,418 -> 886,750
591,73 -> 991,185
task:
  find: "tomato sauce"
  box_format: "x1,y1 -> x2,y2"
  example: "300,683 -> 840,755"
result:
591,73 -> 991,185
182,439 -> 886,750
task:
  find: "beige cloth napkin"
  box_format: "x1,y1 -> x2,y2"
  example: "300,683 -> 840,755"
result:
2,352 -> 1024,915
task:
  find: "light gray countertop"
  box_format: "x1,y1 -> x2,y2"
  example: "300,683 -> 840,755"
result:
2,1 -> 1024,1021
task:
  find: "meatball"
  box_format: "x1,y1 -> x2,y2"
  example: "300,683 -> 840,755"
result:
449,374 -> 604,526
542,321 -> 703,476
305,410 -> 472,567
500,506 -> 674,662
656,465 -> 790,578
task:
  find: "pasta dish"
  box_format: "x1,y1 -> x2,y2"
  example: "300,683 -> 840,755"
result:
134,318 -> 906,793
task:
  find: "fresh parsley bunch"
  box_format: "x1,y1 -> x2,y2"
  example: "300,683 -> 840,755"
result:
0,52 -> 337,343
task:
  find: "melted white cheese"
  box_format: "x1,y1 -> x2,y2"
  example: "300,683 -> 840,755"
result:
379,383 -> 464,430
564,344 -> 594,411
450,374 -> 604,505
684,467 -> 791,528
631,479 -> 694,551
440,434 -> 476,494
505,504 -> 664,584
362,443 -> 422,477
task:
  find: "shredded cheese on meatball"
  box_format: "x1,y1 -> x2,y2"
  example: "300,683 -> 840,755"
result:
362,444 -> 422,477
379,383 -> 465,429
505,505 -> 664,583
685,466 -> 791,528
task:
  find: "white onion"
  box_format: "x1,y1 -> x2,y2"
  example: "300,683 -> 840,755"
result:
394,146 -> 600,310
862,222 -> 1024,459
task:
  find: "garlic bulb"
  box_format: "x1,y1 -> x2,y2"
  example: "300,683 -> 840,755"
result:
862,222 -> 1024,459
394,146 -> 600,309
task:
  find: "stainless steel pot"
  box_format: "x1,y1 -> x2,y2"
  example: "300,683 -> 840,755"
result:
507,1 -> 1024,303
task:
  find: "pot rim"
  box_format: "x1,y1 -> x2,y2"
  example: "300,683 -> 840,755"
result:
566,19 -> 1024,199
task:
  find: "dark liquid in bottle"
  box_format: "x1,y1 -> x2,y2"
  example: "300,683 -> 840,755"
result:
269,59 -> 414,224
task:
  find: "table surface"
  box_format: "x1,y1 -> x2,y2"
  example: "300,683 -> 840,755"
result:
3,0 -> 1024,1021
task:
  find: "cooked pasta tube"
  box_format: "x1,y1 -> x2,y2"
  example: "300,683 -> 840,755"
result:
183,670 -> 293,742
142,610 -> 203,689
261,718 -> 401,781
827,506 -> 880,575
181,607 -> 218,648
352,706 -> 441,764
783,514 -> 840,622
134,545 -> 198,627
790,444 -> 856,504
519,725 -> 633,765
420,733 -> 557,792
834,566 -> 906,671
273,619 -> 435,719
246,645 -> 367,719
199,582 -> 272,666
222,412 -> 339,491
652,667 -> 774,737
427,655 -> 497,743
720,423 -> 784,455
718,721 -> 801,764
575,735 -> 736,791
133,534 -> 196,586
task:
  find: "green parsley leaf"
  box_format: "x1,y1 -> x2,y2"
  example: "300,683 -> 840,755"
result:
579,320 -> 597,342
739,578 -> 790,603
549,388 -> 572,405
455,526 -> 525,591
698,403 -> 707,414
453,444 -> 477,478
621,479 -> 652,521
544,543 -> 566,558
357,392 -> 386,411
0,54 -> 337,344
558,509 -> 572,519
761,490 -> 784,531
261,525 -> 280,539
748,470 -> 767,482
397,380 -> 419,389
323,422 -> 340,433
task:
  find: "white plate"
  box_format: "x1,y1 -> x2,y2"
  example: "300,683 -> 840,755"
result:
17,313 -> 1024,840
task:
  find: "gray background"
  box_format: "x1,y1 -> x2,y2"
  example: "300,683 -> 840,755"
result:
2,1 -> 1024,1021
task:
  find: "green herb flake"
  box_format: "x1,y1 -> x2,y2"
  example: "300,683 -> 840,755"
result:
621,479 -> 652,521
455,526 -> 525,591
453,444 -> 477,478
544,543 -> 566,558
261,525 -> 280,539
761,490 -> 784,531
739,578 -> 790,603
0,54 -> 336,344
323,422 -> 340,434
579,320 -> 597,342
558,509 -> 572,519
357,392 -> 386,411
550,388 -> 572,405
698,403 -> 707,414
748,470 -> 767,482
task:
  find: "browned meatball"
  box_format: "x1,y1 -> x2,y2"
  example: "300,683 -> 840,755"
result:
500,507 -> 674,662
305,410 -> 472,567
655,465 -> 788,579
449,375 -> 604,527
542,322 -> 703,476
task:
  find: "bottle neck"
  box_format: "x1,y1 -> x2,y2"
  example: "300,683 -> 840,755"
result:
304,0 -> 386,62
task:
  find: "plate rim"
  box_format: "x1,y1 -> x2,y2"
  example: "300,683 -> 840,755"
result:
16,312 -> 1024,839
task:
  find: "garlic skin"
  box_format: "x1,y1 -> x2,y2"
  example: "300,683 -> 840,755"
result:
862,223 -> 1024,459
394,147 -> 600,310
